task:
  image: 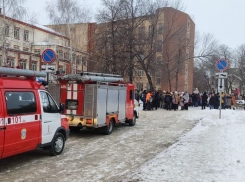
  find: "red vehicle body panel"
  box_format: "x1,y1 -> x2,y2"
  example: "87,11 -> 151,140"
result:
60,82 -> 85,116
0,77 -> 43,159
126,84 -> 134,120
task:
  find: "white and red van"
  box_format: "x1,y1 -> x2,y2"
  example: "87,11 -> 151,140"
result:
0,67 -> 69,159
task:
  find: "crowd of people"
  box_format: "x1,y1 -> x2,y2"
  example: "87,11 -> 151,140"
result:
135,90 -> 244,111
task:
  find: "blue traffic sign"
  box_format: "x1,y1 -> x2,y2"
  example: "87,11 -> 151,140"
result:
42,49 -> 56,64
216,59 -> 228,71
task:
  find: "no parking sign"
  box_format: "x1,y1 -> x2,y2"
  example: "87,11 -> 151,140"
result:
42,49 -> 56,64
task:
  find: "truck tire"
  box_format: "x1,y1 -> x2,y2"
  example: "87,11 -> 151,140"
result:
49,133 -> 65,156
99,119 -> 114,135
129,113 -> 136,126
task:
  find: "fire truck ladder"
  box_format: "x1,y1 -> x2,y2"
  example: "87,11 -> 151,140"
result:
0,67 -> 47,77
57,72 -> 123,82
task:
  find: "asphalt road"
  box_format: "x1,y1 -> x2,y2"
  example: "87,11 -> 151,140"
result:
0,109 -> 198,182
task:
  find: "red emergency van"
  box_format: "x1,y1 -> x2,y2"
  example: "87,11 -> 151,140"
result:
0,67 -> 70,159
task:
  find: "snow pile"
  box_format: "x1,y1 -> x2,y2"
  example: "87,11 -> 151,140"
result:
127,109 -> 245,182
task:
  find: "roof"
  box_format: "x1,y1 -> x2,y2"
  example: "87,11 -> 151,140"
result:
0,14 -> 69,40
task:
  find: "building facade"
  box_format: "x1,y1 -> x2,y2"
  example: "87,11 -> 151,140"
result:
0,15 -> 88,73
93,7 -> 195,92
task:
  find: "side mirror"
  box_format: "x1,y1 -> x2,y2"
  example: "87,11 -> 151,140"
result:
59,103 -> 65,114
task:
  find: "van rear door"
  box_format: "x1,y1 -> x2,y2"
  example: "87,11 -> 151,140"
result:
0,92 -> 5,159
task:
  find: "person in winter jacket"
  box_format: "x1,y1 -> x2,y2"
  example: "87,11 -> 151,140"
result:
201,91 -> 208,109
209,93 -> 215,110
146,92 -> 152,110
172,92 -> 179,111
180,95 -> 185,110
183,92 -> 189,110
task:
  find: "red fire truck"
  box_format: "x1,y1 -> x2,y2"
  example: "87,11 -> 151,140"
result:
0,67 -> 69,159
49,72 -> 139,135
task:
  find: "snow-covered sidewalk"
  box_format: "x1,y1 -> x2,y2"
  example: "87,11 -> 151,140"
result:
127,108 -> 245,182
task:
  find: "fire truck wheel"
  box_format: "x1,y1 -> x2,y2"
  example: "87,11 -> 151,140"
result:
50,133 -> 65,156
129,113 -> 136,126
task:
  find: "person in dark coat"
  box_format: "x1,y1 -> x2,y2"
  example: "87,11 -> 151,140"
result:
164,92 -> 172,110
202,92 -> 208,109
209,93 -> 215,110
214,93 -> 220,109
141,90 -> 147,110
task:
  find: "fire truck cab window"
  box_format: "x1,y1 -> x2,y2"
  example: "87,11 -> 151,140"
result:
5,91 -> 37,115
130,90 -> 134,100
40,92 -> 58,113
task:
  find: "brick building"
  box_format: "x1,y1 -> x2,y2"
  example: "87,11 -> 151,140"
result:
93,7 -> 195,92
44,7 -> 195,93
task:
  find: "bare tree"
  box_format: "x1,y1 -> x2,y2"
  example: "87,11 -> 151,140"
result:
46,0 -> 91,73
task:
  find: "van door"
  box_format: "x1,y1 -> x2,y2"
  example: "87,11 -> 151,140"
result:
39,91 -> 61,144
0,93 -> 5,159
126,84 -> 134,120
2,90 -> 40,158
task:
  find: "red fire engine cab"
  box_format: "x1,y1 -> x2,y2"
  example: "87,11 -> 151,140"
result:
49,72 -> 138,135
0,67 -> 69,159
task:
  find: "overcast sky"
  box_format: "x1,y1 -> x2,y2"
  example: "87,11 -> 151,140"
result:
24,0 -> 244,50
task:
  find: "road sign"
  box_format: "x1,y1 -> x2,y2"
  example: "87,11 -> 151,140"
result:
215,72 -> 228,79
216,59 -> 228,71
218,78 -> 225,92
42,49 -> 56,64
41,65 -> 56,73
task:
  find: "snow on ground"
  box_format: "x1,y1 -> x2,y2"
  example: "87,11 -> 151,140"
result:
0,107 -> 197,182
126,108 -> 245,182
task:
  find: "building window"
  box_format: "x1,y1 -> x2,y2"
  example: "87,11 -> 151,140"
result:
78,56 -> 82,65
31,62 -> 37,71
157,41 -> 162,52
149,25 -> 154,37
34,49 -> 40,55
156,76 -> 161,85
58,50 -> 63,58
24,30 -> 29,41
14,45 -> 20,50
136,83 -> 143,91
158,23 -> 163,34
14,27 -> 20,39
8,58 -> 15,67
23,47 -> 29,52
5,25 -> 9,36
65,52 -> 70,60
82,57 -> 87,66
156,57 -> 162,64
136,70 -> 143,77
20,60 -> 27,69
72,54 -> 76,64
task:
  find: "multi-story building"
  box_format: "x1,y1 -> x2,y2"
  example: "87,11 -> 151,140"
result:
46,23 -> 96,71
0,14 -> 88,73
93,7 -> 195,92
44,7 -> 195,93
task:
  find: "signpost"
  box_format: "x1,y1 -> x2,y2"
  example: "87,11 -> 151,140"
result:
215,59 -> 228,119
41,49 -> 56,83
